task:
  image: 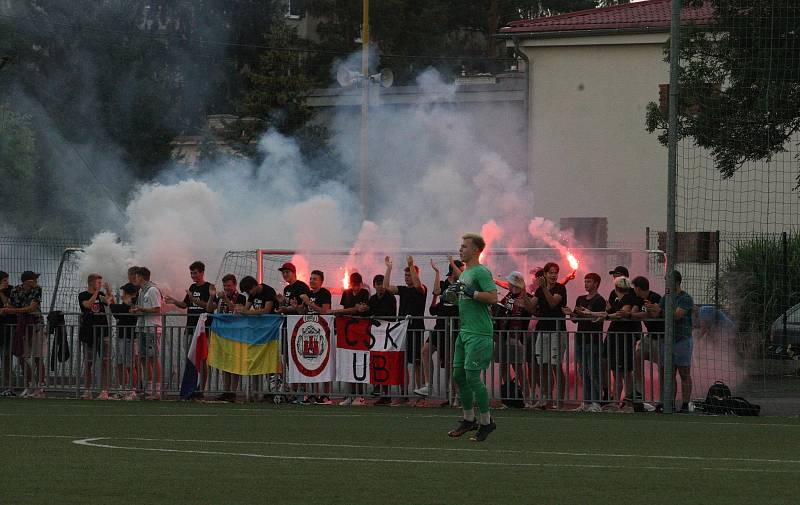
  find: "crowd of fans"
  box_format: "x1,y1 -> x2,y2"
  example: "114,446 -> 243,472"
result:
0,257 -> 696,413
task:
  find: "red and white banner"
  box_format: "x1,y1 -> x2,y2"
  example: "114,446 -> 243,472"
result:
335,316 -> 408,385
286,315 -> 335,383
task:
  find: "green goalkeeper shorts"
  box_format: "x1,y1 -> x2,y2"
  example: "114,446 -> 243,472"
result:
453,332 -> 493,371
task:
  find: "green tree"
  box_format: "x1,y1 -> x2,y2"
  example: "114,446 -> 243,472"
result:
0,104 -> 45,232
645,0 -> 800,185
307,1 -> 629,83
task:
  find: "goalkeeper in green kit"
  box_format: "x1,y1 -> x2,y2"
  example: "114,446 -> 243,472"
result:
444,233 -> 498,442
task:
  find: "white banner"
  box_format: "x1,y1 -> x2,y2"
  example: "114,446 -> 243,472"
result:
335,318 -> 409,385
286,315 -> 335,383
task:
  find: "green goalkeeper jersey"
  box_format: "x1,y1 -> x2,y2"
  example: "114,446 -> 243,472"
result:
457,264 -> 496,338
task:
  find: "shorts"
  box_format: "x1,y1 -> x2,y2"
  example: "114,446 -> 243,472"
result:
535,332 -> 566,365
639,334 -> 664,365
137,331 -> 160,359
606,333 -> 636,370
115,338 -> 139,366
22,325 -> 46,358
82,335 -> 111,361
674,337 -> 693,368
494,334 -> 526,364
406,327 -> 424,364
453,332 -> 493,371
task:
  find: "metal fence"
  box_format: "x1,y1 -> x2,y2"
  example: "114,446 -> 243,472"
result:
2,313 -> 776,410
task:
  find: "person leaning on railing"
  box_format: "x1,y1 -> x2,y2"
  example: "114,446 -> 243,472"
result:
631,276 -> 664,409
0,271 -> 16,396
5,271 -> 46,399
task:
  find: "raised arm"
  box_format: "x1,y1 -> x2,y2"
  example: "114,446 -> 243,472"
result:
407,256 -> 421,290
384,256 -> 398,295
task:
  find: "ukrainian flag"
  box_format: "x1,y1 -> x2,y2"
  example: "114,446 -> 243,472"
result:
208,314 -> 282,375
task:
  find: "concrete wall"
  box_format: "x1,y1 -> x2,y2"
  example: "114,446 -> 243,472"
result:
520,33 -> 800,242
522,34 -> 670,243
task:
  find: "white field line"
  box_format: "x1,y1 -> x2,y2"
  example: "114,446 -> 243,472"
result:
3,434 -> 800,466
68,437 -> 800,474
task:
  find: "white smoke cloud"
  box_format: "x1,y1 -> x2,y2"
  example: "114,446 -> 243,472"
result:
77,66 -> 547,295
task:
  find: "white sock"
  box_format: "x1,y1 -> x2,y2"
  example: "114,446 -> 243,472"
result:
480,412 -> 492,425
147,381 -> 154,393
154,383 -> 161,394
463,408 -> 475,422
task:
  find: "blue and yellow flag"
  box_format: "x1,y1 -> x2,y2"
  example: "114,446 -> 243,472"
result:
208,314 -> 282,375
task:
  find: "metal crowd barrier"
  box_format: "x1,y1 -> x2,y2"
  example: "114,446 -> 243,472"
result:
0,313 -> 712,409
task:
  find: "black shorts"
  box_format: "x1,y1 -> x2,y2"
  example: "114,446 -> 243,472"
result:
406,327 -> 425,364
606,332 -> 637,370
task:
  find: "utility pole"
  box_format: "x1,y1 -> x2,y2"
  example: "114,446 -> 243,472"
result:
360,0 -> 370,221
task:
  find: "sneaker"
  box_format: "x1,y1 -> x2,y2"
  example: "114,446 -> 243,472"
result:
374,396 -> 392,406
448,418 -> 479,438
523,401 -> 536,410
390,397 -> 409,407
370,388 -> 382,397
123,391 -> 138,401
621,403 -> 635,414
413,384 -> 430,397
146,392 -> 161,401
316,396 -> 333,405
532,400 -> 548,410
469,420 -> 497,442
572,404 -> 588,412
96,391 -> 110,401
415,398 -> 428,408
586,402 -> 602,413
605,403 -> 621,412
352,397 -> 367,407
339,397 -> 354,406
20,388 -> 31,398
451,398 -> 461,408
29,389 -> 46,399
0,389 -> 15,397
81,391 -> 93,401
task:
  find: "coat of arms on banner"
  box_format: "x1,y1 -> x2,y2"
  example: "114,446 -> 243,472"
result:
287,315 -> 334,383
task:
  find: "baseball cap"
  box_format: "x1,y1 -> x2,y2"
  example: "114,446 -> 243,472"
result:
278,262 -> 296,274
609,266 -> 629,277
21,271 -> 40,282
506,271 -> 526,290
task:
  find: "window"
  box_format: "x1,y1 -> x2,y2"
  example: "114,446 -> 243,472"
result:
286,0 -> 305,19
657,231 -> 719,263
559,217 -> 608,248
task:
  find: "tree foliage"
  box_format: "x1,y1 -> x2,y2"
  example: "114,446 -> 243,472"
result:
645,0 -> 800,185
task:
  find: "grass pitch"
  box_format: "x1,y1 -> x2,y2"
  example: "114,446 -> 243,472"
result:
1,399 -> 799,505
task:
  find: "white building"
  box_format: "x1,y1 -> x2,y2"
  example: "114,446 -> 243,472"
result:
499,0 -> 799,246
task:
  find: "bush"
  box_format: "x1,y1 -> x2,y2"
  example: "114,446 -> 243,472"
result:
717,233 -> 800,337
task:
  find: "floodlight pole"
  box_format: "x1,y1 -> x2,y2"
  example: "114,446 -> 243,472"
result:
663,0 -> 681,414
360,0 -> 370,221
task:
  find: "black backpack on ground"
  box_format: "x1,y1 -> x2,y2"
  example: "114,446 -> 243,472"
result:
704,381 -> 732,414
702,381 -> 760,416
725,396 -> 761,416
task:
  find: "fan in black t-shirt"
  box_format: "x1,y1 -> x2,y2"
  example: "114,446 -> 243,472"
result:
275,263 -> 310,314
78,275 -> 115,345
239,276 -> 278,314
367,274 -> 397,318
332,272 -> 370,316
533,281 -> 568,332
164,261 -> 215,332
383,256 -> 427,369
301,270 -> 332,315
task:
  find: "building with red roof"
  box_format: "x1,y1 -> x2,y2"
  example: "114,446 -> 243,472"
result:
495,0 -> 795,252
